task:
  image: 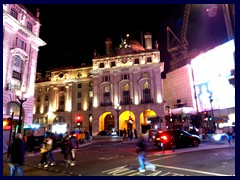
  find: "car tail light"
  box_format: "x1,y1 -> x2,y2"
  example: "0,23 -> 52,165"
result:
160,135 -> 168,142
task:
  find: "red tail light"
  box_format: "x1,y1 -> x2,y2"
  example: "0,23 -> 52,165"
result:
160,135 -> 168,142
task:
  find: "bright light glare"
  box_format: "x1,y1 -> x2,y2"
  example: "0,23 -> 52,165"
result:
191,40 -> 235,112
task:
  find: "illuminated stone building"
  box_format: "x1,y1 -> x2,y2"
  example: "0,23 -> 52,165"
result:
91,33 -> 166,135
3,4 -> 46,130
33,66 -> 93,134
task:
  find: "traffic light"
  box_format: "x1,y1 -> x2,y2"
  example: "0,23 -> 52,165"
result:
3,119 -> 11,130
203,111 -> 208,121
208,116 -> 212,121
75,115 -> 82,127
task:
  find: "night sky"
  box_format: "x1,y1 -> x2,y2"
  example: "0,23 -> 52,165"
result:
23,4 -> 229,74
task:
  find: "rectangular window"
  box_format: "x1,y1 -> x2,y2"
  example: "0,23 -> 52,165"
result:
121,74 -> 129,80
102,92 -> 111,106
15,37 -> 26,50
27,22 -> 33,31
122,91 -> 130,104
89,101 -> 92,110
36,106 -> 40,114
45,95 -> 49,101
77,103 -> 82,110
78,92 -> 81,98
44,106 -> 48,113
37,96 -> 41,102
134,58 -> 139,64
10,8 -> 18,19
99,63 -> 104,68
59,96 -> 65,105
103,76 -> 110,82
142,72 -> 149,78
12,70 -> 21,80
143,88 -> 151,102
111,61 -> 116,67
147,57 -> 152,63
78,84 -> 82,88
89,91 -> 93,98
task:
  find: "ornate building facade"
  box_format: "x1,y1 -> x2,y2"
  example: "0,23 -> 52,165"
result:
33,66 -> 93,134
90,33 -> 166,135
3,4 -> 46,130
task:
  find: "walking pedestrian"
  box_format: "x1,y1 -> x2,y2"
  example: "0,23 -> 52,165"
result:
134,129 -> 138,139
47,134 -> 56,166
135,134 -> 155,172
128,129 -> 133,140
123,128 -> 127,140
148,129 -> 153,141
26,131 -> 35,156
8,133 -> 27,176
39,135 -> 52,167
68,131 -> 79,166
61,132 -> 70,167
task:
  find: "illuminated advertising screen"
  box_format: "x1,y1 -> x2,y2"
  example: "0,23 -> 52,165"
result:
191,40 -> 235,112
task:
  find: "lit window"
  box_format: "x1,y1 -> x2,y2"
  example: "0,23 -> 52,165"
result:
142,72 -> 149,78
89,91 -> 93,97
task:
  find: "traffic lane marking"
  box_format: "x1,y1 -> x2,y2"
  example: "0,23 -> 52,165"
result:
149,155 -> 231,176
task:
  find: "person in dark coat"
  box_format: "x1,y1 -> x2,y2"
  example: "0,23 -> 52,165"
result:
68,131 -> 79,166
123,128 -> 127,140
26,131 -> 35,155
8,133 -> 27,176
61,132 -> 70,167
135,134 -> 148,172
134,129 -> 138,139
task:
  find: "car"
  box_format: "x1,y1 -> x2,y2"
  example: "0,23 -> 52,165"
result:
153,129 -> 201,150
98,130 -> 112,136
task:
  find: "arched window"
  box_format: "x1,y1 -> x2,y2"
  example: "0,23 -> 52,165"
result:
142,81 -> 152,103
122,83 -> 130,104
58,95 -> 65,111
102,85 -> 111,106
12,55 -> 23,89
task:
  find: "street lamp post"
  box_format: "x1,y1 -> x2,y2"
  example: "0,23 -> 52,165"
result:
209,96 -> 215,130
114,105 -> 121,136
16,87 -> 27,134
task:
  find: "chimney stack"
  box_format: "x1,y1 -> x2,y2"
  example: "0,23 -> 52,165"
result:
144,32 -> 152,50
105,37 -> 112,55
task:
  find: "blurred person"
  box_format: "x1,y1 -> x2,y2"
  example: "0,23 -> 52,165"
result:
123,128 -> 127,140
148,129 -> 153,141
68,131 -> 79,166
8,133 -> 27,176
135,134 -> 155,172
61,132 -> 70,167
134,129 -> 138,139
47,134 -> 56,166
26,131 -> 35,156
128,129 -> 133,140
39,135 -> 52,167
